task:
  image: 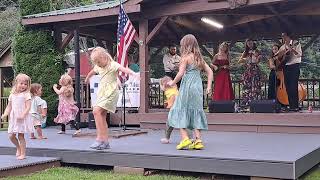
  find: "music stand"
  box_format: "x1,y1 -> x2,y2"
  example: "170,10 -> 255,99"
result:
120,83 -> 139,131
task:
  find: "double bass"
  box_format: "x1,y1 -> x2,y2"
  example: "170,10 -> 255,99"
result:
273,44 -> 307,105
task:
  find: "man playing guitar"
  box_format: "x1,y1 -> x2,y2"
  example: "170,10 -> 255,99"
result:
276,32 -> 302,112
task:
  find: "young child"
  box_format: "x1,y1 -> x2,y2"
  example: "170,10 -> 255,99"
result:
53,73 -> 81,136
167,34 -> 213,150
1,73 -> 34,160
30,83 -> 47,139
85,47 -> 137,150
159,76 -> 178,144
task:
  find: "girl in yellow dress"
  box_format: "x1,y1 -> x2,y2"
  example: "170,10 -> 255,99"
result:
85,47 -> 137,150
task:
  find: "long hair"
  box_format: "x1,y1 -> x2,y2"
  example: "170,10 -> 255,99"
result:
90,46 -> 114,67
219,42 -> 229,56
243,38 -> 257,58
11,73 -> 31,94
180,34 -> 205,70
270,44 -> 280,58
60,73 -> 74,97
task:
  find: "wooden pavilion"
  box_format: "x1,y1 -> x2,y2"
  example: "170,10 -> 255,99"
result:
21,0 -> 320,125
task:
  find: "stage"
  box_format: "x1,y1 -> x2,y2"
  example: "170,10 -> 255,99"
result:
1,128 -> 320,179
137,111 -> 320,134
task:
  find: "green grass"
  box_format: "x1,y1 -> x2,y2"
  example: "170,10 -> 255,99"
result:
301,167 -> 320,180
4,167 -> 199,180
3,165 -> 320,180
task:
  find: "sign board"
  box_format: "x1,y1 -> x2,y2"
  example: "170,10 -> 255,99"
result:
89,75 -> 140,108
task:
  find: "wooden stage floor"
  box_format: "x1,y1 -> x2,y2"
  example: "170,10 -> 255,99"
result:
1,128 -> 320,179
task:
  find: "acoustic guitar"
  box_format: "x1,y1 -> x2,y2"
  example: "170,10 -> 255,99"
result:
273,43 -> 307,105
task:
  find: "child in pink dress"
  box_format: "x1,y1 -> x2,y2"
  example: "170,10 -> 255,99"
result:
53,73 -> 80,136
1,73 -> 34,160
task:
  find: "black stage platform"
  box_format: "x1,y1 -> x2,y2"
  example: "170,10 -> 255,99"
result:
1,128 -> 320,179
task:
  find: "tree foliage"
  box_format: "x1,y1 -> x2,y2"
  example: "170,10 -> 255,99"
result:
13,1 -> 64,124
0,7 -> 19,45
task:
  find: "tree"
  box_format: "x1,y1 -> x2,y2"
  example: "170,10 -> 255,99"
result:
0,7 -> 19,45
13,0 -> 64,124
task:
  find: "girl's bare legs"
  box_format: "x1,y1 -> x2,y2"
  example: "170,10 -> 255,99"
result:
35,126 -> 46,139
93,107 -> 108,142
180,128 -> 189,140
17,133 -> 26,160
100,110 -> 109,141
9,133 -> 20,157
194,129 -> 201,140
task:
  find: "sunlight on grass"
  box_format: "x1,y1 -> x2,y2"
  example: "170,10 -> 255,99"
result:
302,167 -> 320,180
5,167 -> 199,180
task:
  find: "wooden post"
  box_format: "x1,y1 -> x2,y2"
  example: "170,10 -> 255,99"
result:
0,68 -> 3,99
53,28 -> 62,52
74,28 -> 81,124
0,68 -> 2,128
139,18 -> 149,113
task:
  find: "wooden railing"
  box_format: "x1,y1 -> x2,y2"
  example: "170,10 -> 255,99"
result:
148,79 -> 320,109
0,97 -> 8,128
0,78 -> 319,126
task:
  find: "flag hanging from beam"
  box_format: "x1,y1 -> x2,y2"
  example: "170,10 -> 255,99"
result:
117,2 -> 137,82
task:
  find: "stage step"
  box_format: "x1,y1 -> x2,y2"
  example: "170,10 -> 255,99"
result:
0,155 -> 61,178
140,111 -> 320,134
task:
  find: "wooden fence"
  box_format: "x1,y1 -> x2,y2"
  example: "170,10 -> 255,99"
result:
1,78 -> 319,128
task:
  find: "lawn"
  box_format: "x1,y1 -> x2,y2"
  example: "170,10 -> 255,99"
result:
4,166 -> 320,180
4,167 -> 199,180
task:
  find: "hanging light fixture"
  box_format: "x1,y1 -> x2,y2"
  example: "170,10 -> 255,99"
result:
201,17 -> 224,29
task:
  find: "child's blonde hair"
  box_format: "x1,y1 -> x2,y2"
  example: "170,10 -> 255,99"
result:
60,73 -> 74,98
90,47 -> 113,66
30,83 -> 42,96
160,76 -> 174,91
11,73 -> 31,94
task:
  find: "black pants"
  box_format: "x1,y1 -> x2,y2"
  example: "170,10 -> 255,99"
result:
61,120 -> 80,131
268,70 -> 277,100
165,71 -> 180,88
284,63 -> 300,109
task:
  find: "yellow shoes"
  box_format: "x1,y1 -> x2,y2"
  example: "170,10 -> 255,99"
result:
176,138 -> 205,150
188,139 -> 204,150
176,138 -> 193,150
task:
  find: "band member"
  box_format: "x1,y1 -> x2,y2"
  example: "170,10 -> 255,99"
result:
163,44 -> 181,87
279,32 -> 302,112
238,38 -> 263,107
268,44 -> 280,100
211,42 -> 234,101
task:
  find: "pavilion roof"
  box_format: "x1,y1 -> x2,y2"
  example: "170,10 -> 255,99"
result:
23,0 -> 127,19
21,0 -> 320,45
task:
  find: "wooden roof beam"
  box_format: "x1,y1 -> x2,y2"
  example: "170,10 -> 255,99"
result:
200,45 -> 213,59
60,31 -> 74,51
302,34 -> 320,52
227,15 -> 274,27
145,0 -> 287,19
146,16 -> 169,45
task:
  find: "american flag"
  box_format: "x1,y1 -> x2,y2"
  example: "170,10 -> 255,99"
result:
117,2 -> 137,82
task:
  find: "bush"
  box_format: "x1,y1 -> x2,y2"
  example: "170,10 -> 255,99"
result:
13,0 -> 64,125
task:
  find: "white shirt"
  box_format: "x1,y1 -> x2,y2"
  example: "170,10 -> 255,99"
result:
163,53 -> 181,72
279,40 -> 302,65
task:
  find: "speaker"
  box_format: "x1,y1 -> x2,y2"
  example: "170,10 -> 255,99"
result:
208,100 -> 235,113
250,100 -> 280,113
88,112 -> 111,129
88,112 -> 96,129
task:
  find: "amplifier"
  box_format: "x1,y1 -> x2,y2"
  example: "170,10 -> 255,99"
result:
208,100 -> 235,113
250,100 -> 280,113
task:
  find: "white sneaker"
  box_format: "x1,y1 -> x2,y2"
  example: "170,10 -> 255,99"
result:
72,129 -> 81,136
160,138 -> 170,144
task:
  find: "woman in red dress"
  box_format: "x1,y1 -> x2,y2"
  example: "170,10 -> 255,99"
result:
210,42 -> 234,101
